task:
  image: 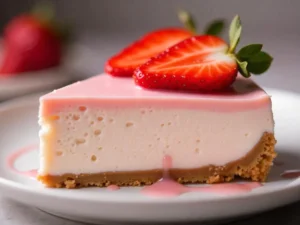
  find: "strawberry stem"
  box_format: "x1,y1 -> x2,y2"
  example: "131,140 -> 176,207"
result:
178,9 -> 197,34
228,15 -> 242,54
178,10 -> 226,36
226,15 -> 273,77
31,1 -> 72,44
204,20 -> 225,36
31,1 -> 55,24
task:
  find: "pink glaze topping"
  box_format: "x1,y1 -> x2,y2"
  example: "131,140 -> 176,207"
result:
40,74 -> 271,116
7,144 -> 38,178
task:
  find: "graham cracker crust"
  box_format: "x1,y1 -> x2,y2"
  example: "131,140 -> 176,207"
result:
38,132 -> 276,188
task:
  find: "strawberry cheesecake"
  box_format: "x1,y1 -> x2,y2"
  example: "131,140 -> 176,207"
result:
38,15 -> 276,188
38,74 -> 275,188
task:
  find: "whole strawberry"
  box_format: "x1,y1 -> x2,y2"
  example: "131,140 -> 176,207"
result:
0,3 -> 67,75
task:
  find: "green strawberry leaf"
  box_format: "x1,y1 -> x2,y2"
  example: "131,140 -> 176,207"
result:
237,44 -> 263,61
32,1 -> 55,24
178,9 -> 197,34
204,20 -> 225,36
224,16 -> 273,80
52,22 -> 73,43
247,51 -> 273,75
228,15 -> 242,53
31,1 -> 72,44
236,59 -> 250,78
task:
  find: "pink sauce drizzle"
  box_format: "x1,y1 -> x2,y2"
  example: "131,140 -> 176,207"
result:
142,155 -> 262,197
280,170 -> 300,179
6,144 -> 38,178
107,184 -> 120,191
162,154 -> 172,177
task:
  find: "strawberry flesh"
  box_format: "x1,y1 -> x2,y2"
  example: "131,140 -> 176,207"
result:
134,35 -> 238,92
105,28 -> 193,77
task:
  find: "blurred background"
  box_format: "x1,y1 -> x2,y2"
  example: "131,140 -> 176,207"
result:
0,0 -> 299,100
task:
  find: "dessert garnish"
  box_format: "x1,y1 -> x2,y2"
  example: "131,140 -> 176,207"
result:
105,11 -> 225,77
105,28 -> 192,77
178,9 -> 225,36
0,2 -> 69,75
133,15 -> 273,92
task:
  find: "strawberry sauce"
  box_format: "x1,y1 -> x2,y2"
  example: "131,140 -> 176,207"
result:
141,155 -> 262,197
280,170 -> 300,178
107,184 -> 120,191
6,144 -> 38,178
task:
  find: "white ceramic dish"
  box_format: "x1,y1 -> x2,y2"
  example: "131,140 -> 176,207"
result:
0,89 -> 299,224
0,67 -> 72,101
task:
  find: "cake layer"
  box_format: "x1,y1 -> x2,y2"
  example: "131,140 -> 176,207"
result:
39,102 -> 273,176
38,133 -> 276,188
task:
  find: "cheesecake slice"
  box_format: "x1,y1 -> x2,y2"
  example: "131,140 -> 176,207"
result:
38,74 -> 276,188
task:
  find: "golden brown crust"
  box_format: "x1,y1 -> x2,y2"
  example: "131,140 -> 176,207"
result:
38,132 -> 276,188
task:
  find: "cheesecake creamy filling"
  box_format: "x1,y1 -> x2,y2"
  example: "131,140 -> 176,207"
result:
38,133 -> 276,188
38,105 -> 273,176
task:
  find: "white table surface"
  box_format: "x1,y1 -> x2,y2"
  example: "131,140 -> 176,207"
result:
0,34 -> 299,225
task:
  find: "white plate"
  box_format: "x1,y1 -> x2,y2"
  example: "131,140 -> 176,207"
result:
0,89 -> 299,224
0,67 -> 73,101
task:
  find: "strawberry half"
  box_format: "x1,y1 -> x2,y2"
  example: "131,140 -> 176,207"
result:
105,28 -> 193,77
134,15 -> 273,92
134,35 -> 237,92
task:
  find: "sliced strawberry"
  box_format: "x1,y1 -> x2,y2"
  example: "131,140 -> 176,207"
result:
105,28 -> 193,77
133,35 -> 238,92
